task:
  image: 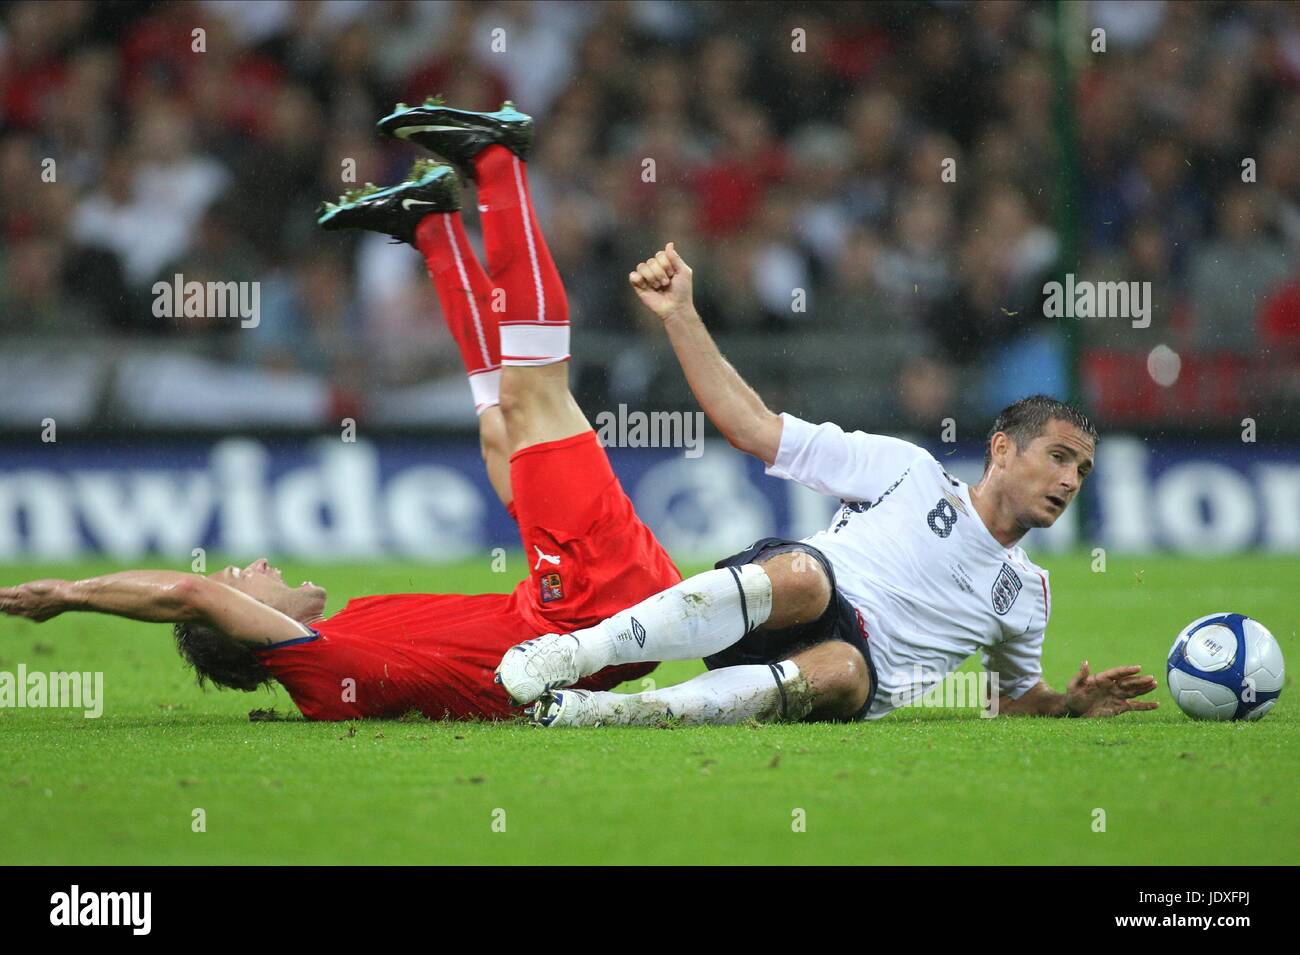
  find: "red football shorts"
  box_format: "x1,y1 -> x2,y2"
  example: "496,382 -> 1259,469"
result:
506,429 -> 682,635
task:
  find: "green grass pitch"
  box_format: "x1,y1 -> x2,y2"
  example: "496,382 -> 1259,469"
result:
1,554 -> 1296,865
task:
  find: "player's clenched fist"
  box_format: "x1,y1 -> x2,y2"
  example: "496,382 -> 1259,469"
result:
628,242 -> 694,322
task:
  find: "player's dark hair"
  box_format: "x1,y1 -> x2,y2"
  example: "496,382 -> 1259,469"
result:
173,622 -> 274,692
984,394 -> 1098,471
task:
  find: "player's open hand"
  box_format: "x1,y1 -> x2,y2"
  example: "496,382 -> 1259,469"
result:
1064,660 -> 1159,717
0,580 -> 69,623
628,242 -> 694,322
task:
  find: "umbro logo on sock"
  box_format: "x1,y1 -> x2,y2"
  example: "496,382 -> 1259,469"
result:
631,617 -> 646,648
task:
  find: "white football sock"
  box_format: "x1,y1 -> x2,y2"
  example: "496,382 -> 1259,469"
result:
571,564 -> 773,674
500,323 -> 571,366
469,367 -> 501,414
577,661 -> 808,726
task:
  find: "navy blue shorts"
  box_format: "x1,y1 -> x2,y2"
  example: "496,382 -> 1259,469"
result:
705,537 -> 878,721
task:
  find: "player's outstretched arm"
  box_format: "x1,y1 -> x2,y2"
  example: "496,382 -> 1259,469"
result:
994,662 -> 1159,718
0,571 -> 308,645
629,243 -> 783,465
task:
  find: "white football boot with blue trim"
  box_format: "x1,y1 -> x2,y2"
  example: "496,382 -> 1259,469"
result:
495,633 -> 583,704
527,688 -> 597,727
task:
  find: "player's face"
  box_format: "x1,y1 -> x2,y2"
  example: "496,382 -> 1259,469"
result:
210,559 -> 328,621
1005,420 -> 1095,528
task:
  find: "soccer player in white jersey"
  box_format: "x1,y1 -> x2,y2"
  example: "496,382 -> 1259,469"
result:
496,244 -> 1159,727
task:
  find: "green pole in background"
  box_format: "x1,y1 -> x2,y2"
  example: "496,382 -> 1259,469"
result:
1050,0 -> 1084,406
1050,0 -> 1089,540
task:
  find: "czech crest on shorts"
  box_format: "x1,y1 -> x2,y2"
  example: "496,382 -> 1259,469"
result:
991,563 -> 1023,616
540,572 -> 564,603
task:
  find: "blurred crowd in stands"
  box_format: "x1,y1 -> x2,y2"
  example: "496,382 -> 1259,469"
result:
1,0 -> 1297,430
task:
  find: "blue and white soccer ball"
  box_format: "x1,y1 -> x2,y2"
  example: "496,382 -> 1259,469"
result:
1166,613 -> 1285,721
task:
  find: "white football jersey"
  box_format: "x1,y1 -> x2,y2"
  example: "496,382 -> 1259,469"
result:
766,413 -> 1051,719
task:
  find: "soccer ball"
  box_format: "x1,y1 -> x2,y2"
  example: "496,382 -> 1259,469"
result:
1166,613 -> 1285,721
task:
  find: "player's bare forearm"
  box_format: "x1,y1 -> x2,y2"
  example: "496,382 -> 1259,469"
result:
67,571 -> 211,622
3,570 -> 308,645
661,306 -> 782,463
629,244 -> 782,464
1,571 -> 205,625
994,682 -> 1069,717
992,663 -> 1159,718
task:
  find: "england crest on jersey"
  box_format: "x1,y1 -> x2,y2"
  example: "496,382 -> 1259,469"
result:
991,563 -> 1023,616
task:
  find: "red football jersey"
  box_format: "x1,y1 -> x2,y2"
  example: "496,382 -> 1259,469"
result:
256,592 -> 521,720
257,590 -> 657,721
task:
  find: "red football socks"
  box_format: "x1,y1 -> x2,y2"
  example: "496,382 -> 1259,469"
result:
473,144 -> 570,367
414,212 -> 502,413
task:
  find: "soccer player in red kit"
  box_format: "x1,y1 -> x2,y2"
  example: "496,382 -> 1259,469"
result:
0,102 -> 681,721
